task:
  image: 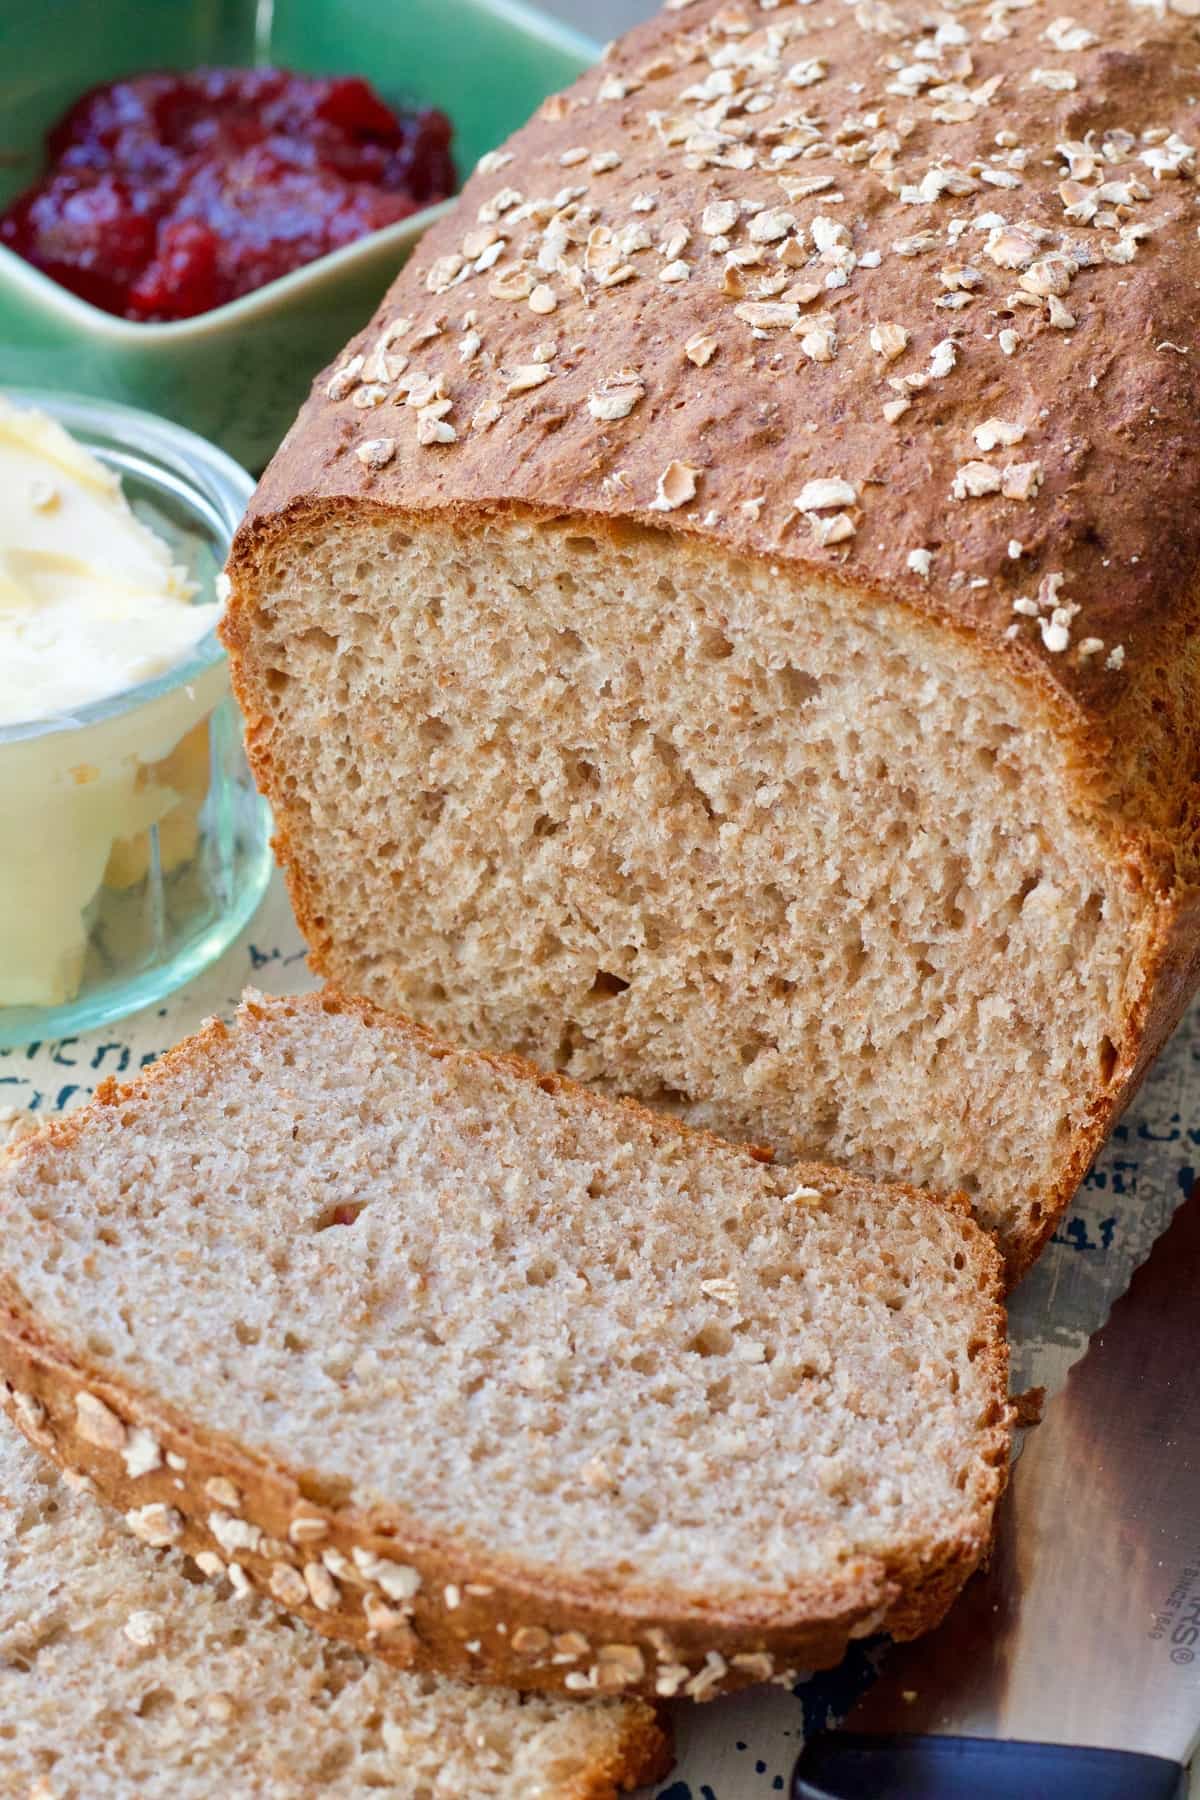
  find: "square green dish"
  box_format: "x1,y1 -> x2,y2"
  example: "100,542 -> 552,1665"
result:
0,0 -> 597,469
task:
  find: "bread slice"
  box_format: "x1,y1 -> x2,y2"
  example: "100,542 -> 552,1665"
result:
0,1418 -> 667,1799
0,989 -> 1011,1704
223,0 -> 1200,1280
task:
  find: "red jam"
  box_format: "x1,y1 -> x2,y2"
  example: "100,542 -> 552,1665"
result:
0,69 -> 455,322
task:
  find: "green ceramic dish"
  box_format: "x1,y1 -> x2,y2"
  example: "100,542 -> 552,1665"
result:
0,0 -> 597,470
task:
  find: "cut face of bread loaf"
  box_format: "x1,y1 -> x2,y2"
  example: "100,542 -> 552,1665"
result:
225,0 -> 1200,1276
0,1419 -> 668,1800
0,991 -> 1010,1705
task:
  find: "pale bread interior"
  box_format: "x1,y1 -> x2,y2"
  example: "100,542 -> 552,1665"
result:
0,1417 -> 660,1800
3,992 -> 1006,1614
239,513 -> 1145,1266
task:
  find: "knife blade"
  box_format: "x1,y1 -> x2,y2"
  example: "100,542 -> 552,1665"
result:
792,1185 -> 1200,1800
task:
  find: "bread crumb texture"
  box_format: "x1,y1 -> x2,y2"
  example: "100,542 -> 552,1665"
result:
232,505 -> 1171,1274
0,1413 -> 666,1799
0,993 -> 1009,1701
228,0 -> 1200,1277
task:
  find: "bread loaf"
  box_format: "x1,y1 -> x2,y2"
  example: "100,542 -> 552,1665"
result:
0,1416 -> 667,1799
0,989 -> 1010,1704
225,0 -> 1200,1276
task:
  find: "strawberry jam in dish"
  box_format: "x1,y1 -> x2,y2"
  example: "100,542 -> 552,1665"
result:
0,69 -> 455,322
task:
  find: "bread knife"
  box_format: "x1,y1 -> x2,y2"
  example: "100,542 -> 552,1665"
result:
792,1186 -> 1200,1800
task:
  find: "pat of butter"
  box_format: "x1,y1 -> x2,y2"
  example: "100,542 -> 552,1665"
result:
0,400 -> 225,1009
0,398 -> 220,726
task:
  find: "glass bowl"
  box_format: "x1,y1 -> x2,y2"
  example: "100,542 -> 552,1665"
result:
0,389 -> 272,1048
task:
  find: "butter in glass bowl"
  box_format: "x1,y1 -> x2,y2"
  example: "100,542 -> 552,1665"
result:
0,390 -> 272,1046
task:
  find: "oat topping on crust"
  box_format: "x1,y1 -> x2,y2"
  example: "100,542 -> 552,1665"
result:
352,1548 -> 423,1603
354,438 -> 396,470
125,1503 -> 184,1548
652,460 -> 701,510
795,478 -> 858,512
122,1426 -> 163,1479
252,0 -> 1200,759
288,1508 -> 329,1545
74,1390 -> 126,1451
303,1560 -> 340,1611
269,1562 -> 309,1608
208,1510 -> 263,1556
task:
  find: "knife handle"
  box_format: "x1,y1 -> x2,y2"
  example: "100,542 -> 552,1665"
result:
792,1733 -> 1185,1799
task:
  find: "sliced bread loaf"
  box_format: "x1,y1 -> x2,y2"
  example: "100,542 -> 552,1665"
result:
0,990 -> 1011,1704
0,1416 -> 667,1799
224,0 -> 1200,1278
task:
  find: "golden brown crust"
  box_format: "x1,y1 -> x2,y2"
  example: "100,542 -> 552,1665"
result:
0,991 -> 1010,1703
232,0 -> 1200,862
1003,879 -> 1200,1277
566,1706 -> 675,1800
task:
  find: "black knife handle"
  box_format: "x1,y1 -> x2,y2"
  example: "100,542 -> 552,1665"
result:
792,1733 -> 1185,1799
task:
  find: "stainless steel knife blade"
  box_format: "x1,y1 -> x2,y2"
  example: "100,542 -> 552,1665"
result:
843,1185 -> 1200,1766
